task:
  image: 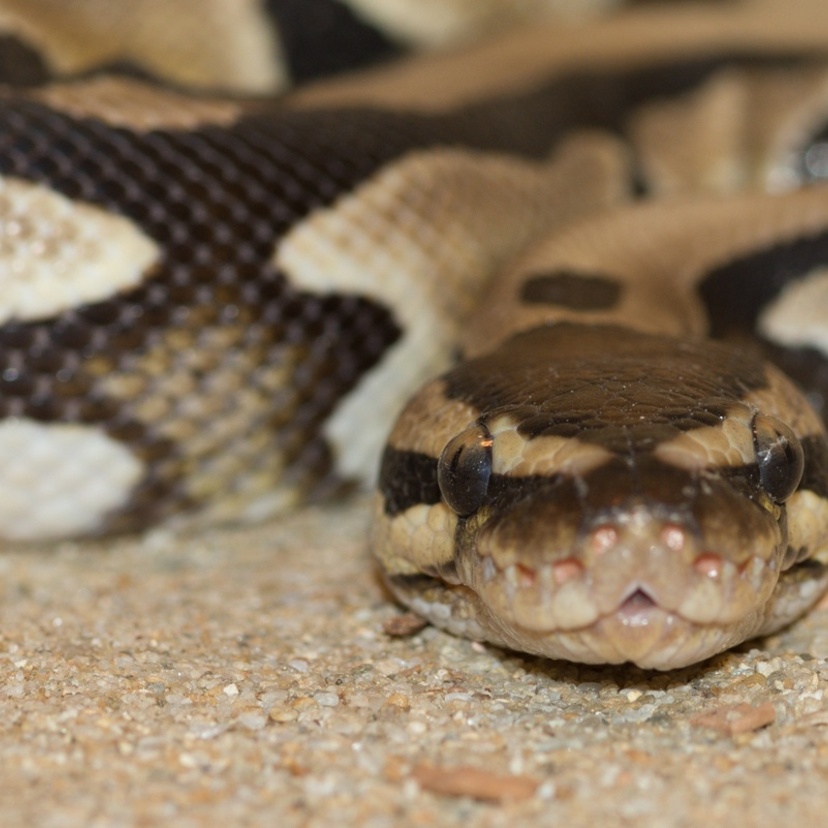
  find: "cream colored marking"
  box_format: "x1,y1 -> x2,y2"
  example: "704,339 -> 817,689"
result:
759,267 -> 828,357
276,139 -> 626,484
371,494 -> 458,576
0,177 -> 159,324
0,0 -> 284,93
486,415 -> 614,477
292,0 -> 828,112
0,419 -> 143,540
29,77 -> 246,131
786,490 -> 828,565
654,404 -> 756,471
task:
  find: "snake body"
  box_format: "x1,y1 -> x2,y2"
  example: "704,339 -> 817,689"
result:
4,1 -> 828,668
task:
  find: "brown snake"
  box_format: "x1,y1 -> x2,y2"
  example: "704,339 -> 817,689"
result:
2,1 -> 828,668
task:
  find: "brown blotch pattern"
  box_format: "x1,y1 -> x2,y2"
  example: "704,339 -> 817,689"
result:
519,270 -> 622,311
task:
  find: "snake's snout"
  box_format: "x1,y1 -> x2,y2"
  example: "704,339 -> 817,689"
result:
467,501 -> 786,667
477,510 -> 772,626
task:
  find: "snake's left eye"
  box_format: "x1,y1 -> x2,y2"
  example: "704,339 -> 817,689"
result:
752,414 -> 804,503
437,424 -> 493,516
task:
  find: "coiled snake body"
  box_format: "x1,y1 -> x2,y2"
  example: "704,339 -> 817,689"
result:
3,1 -> 828,668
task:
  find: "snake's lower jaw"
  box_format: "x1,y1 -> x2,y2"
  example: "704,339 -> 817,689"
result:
489,592 -> 772,670
518,606 -> 766,671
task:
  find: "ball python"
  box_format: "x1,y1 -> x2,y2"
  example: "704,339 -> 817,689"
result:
4,1 -> 828,670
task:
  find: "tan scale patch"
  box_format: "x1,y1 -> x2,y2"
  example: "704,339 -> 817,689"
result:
787,489 -> 828,567
0,176 -> 159,324
487,414 -> 614,477
654,403 -> 757,471
276,138 -> 627,484
371,497 -> 459,577
631,70 -> 752,195
29,77 -> 246,132
385,379 -> 480,460
0,0 -> 285,93
101,317 -> 306,527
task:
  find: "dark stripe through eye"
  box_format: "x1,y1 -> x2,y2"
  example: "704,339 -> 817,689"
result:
378,448 -> 440,516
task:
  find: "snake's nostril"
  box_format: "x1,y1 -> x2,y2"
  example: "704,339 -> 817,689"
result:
515,563 -> 536,588
694,552 -> 723,579
661,523 -> 687,552
552,558 -> 584,585
590,525 -> 618,556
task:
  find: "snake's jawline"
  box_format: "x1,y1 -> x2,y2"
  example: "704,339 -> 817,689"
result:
387,555 -> 828,669
383,571 -> 774,670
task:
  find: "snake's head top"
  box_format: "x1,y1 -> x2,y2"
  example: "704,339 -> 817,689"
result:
373,324 -> 828,669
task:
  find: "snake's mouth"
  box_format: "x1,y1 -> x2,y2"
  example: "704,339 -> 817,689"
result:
615,587 -> 661,622
461,514 -> 785,668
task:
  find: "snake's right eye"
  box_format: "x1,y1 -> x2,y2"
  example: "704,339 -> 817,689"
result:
752,413 -> 804,504
437,424 -> 493,516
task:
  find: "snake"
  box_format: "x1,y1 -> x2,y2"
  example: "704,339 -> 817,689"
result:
4,1 -> 828,670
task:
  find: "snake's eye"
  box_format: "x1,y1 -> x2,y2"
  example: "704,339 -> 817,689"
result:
437,424 -> 494,516
752,414 -> 804,503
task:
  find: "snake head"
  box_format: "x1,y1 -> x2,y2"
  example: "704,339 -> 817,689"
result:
373,324 -> 828,669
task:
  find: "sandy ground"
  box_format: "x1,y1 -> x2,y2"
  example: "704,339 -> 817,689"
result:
1,495 -> 828,827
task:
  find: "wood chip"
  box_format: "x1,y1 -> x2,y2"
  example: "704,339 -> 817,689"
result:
690,702 -> 776,735
411,763 -> 539,802
383,612 -> 428,637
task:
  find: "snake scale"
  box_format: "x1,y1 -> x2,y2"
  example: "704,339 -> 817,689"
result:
4,0 -> 828,669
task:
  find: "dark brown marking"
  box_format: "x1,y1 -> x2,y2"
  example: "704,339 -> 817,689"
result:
0,35 -> 50,86
697,230 -> 828,427
265,0 -> 400,83
379,448 -> 440,516
699,230 -> 828,337
443,324 -> 768,449
520,271 -> 622,310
